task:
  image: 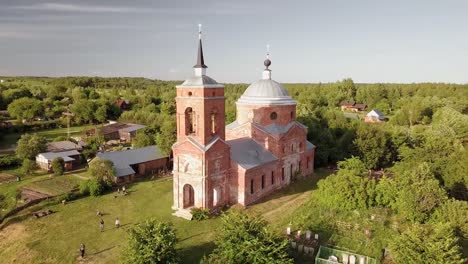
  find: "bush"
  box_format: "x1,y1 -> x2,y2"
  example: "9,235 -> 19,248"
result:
79,180 -> 90,195
88,179 -> 104,197
51,157 -> 65,176
58,192 -> 73,202
124,219 -> 179,264
20,159 -> 36,176
191,207 -> 210,221
0,154 -> 21,168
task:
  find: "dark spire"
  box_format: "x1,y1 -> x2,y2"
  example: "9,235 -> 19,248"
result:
193,24 -> 207,69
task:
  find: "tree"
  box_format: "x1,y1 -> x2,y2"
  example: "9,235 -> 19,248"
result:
315,161 -> 376,210
21,158 -> 37,176
7,97 -> 44,122
203,210 -> 293,264
88,158 -> 115,184
124,219 -> 178,264
432,107 -> 468,140
430,199 -> 468,238
390,223 -> 466,264
70,100 -> 96,124
95,104 -> 108,124
392,163 -> 447,223
51,157 -> 65,176
16,134 -> 47,160
155,119 -> 176,155
337,156 -> 367,176
133,129 -> 155,148
353,124 -> 392,169
88,179 -> 105,196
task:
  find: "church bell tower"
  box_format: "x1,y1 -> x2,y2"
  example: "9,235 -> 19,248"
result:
172,25 -> 230,219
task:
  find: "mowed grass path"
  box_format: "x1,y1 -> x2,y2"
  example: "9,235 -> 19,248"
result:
0,170 -> 332,264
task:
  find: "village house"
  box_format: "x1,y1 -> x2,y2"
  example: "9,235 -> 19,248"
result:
36,150 -> 82,172
85,122 -> 146,142
364,109 -> 386,123
172,29 -> 315,219
115,99 -> 131,111
340,100 -> 367,112
95,146 -> 169,183
46,140 -> 84,152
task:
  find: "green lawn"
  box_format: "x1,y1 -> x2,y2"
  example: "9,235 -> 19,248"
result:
0,171 -> 332,264
35,125 -> 92,140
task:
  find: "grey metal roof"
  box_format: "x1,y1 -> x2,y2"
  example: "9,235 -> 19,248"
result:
187,135 -> 222,152
177,75 -> 222,88
227,138 -> 277,170
306,141 -> 316,151
237,79 -> 296,106
38,150 -> 81,161
46,141 -> 82,152
119,124 -> 146,133
367,109 -> 385,118
96,146 -> 167,177
255,121 -> 307,135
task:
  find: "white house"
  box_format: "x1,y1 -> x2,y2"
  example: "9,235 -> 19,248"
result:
364,109 -> 386,123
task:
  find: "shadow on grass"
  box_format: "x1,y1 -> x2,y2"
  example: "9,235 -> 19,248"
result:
178,241 -> 216,263
179,232 -> 209,242
249,168 -> 332,207
92,245 -> 117,256
0,198 -> 60,230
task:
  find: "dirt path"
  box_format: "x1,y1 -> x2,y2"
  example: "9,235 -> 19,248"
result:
261,190 -> 313,221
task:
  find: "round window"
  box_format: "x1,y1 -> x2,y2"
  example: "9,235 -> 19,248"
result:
188,91 -> 193,96
270,112 -> 278,120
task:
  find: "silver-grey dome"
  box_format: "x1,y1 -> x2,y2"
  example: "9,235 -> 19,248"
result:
237,79 -> 296,105
177,75 -> 223,88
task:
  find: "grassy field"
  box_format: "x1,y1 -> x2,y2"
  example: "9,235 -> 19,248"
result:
0,170 -> 332,264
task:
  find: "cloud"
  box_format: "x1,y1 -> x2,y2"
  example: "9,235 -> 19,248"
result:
0,31 -> 35,40
11,3 -> 150,13
9,2 -> 256,15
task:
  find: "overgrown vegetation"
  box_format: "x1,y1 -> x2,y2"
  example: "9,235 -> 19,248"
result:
202,210 -> 293,264
124,219 -> 179,264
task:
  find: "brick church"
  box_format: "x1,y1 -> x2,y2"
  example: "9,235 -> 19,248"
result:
172,28 -> 315,219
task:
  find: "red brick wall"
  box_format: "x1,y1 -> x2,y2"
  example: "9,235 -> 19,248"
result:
137,158 -> 168,176
175,86 -> 226,145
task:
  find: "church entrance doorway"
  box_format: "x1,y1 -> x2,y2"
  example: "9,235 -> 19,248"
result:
183,184 -> 195,208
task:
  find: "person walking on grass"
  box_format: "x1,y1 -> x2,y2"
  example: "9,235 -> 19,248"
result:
115,217 -> 120,228
79,243 -> 85,258
100,218 -> 104,232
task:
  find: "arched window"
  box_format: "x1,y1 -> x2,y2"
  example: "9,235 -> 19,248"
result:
211,112 -> 216,134
185,107 -> 195,135
270,112 -> 278,120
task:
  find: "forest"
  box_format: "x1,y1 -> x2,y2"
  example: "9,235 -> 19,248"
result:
0,76 -> 467,262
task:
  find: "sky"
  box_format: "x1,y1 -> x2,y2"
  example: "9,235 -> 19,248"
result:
0,0 -> 467,84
